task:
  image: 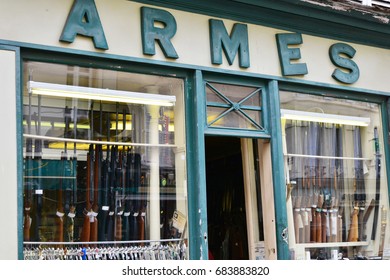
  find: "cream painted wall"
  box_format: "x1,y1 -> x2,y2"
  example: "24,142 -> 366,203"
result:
0,49 -> 18,260
0,0 -> 389,92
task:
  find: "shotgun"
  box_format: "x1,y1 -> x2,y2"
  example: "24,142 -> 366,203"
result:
90,144 -> 101,244
114,149 -> 124,241
99,111 -> 111,241
123,148 -> 132,241
371,127 -> 381,240
80,144 -> 94,242
130,153 -> 141,240
55,106 -> 71,244
106,145 -> 117,241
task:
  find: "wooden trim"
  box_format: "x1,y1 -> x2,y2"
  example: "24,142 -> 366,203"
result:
258,140 -> 277,259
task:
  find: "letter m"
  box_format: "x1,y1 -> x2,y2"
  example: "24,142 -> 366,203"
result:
209,19 -> 250,68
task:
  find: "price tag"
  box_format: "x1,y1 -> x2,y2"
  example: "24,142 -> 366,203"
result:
172,210 -> 186,233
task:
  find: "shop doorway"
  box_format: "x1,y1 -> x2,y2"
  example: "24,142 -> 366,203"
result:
206,136 -> 276,260
206,136 -> 248,260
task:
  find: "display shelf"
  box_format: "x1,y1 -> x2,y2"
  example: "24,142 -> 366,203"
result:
295,241 -> 369,249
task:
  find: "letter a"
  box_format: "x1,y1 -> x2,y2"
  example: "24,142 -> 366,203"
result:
60,0 -> 108,50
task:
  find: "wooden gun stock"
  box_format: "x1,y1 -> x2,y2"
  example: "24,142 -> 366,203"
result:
23,203 -> 32,241
115,213 -> 123,241
138,205 -> 146,245
347,206 -> 359,242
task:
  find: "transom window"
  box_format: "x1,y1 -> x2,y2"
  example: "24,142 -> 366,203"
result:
205,81 -> 263,131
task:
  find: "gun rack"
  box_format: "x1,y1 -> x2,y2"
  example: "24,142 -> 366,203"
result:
283,119 -> 389,260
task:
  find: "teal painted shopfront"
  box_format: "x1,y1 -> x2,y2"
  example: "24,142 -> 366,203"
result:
0,0 -> 389,260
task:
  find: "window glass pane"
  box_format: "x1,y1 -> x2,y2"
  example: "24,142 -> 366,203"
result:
281,91 -> 389,260
22,61 -> 187,258
207,106 -> 260,130
206,82 -> 261,106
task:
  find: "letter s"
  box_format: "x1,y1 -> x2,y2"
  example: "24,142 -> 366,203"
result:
329,43 -> 359,84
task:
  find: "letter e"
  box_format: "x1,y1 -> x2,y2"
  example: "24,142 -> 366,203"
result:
276,33 -> 308,76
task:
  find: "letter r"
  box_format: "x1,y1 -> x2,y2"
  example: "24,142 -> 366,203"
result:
141,7 -> 179,59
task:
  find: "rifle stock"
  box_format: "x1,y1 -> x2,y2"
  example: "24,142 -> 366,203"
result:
348,206 -> 359,242
23,137 -> 33,241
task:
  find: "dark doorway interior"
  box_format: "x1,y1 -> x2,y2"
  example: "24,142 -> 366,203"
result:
205,136 -> 249,260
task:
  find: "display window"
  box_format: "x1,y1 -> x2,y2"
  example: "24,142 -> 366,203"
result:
22,61 -> 188,260
281,91 -> 389,260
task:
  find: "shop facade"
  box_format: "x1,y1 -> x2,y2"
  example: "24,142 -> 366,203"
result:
0,0 -> 389,260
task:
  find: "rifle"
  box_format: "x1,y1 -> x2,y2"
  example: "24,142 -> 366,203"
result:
371,127 -> 381,240
55,106 -> 71,245
64,106 -> 78,242
307,121 -> 320,243
130,153 -> 141,240
33,95 -> 43,242
353,126 -> 366,241
23,89 -> 34,241
336,125 -> 346,242
115,149 -> 124,241
99,111 -> 111,241
90,144 -> 101,244
106,145 -> 117,241
123,148 -> 131,241
80,144 -> 94,242
114,105 -> 124,241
